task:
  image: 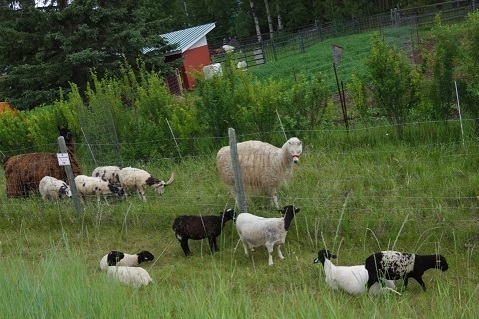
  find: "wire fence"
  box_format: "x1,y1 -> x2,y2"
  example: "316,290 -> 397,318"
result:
1,119 -> 479,237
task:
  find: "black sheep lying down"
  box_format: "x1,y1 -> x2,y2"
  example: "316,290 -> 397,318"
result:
365,251 -> 448,291
172,208 -> 236,257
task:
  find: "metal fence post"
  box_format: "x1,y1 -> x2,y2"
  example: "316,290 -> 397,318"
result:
58,136 -> 81,215
228,128 -> 247,214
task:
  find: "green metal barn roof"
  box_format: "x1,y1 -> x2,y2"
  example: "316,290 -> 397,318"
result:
160,22 -> 216,56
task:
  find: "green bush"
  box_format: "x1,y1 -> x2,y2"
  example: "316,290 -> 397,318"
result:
367,33 -> 420,137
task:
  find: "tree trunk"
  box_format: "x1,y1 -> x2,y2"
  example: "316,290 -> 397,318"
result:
264,0 -> 274,39
276,3 -> 283,31
249,0 -> 262,43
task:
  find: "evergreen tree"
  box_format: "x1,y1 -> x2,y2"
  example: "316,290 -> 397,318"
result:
0,0 -> 174,109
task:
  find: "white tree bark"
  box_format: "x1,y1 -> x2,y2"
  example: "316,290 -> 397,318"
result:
249,0 -> 262,43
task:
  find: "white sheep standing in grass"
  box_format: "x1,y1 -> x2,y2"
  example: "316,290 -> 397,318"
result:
101,251 -> 152,288
117,167 -> 175,201
217,137 -> 303,209
313,249 -> 397,295
235,205 -> 300,266
38,176 -> 72,201
92,165 -> 121,186
99,250 -> 155,271
74,175 -> 124,205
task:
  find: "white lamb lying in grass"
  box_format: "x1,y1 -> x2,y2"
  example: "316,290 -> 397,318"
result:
313,249 -> 397,296
100,251 -> 153,288
99,250 -> 154,271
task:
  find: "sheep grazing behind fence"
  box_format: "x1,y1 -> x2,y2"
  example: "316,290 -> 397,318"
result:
216,137 -> 302,209
172,208 -> 236,257
74,175 -> 124,205
92,165 -> 121,186
117,167 -> 175,201
365,251 -> 449,291
39,176 -> 72,201
235,205 -> 300,265
3,125 -> 81,197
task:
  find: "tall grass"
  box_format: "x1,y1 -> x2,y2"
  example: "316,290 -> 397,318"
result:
0,122 -> 478,318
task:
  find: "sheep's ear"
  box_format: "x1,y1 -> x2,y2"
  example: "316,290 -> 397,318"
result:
294,208 -> 300,213
331,254 -> 337,259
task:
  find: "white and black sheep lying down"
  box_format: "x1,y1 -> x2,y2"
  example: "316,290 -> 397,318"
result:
365,251 -> 449,291
236,205 -> 300,265
99,250 -> 155,270
99,251 -> 154,288
39,176 -> 72,201
217,137 -> 303,209
313,249 -> 396,295
117,167 -> 175,201
172,208 -> 236,257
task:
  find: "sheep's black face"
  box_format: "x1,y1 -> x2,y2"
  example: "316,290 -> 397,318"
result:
313,249 -> 337,264
107,251 -> 125,266
138,251 -> 155,263
437,255 -> 449,271
222,208 -> 236,221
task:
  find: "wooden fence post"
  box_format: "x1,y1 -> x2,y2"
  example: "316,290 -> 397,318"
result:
58,136 -> 81,215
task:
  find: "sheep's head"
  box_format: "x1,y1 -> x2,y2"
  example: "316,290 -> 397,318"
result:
313,249 -> 337,265
107,251 -> 125,266
151,173 -> 175,195
436,255 -> 449,271
137,251 -> 155,264
59,183 -> 72,198
286,137 -> 302,163
108,184 -> 125,198
221,208 -> 236,221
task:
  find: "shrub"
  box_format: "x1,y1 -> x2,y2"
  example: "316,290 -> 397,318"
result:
367,33 -> 420,137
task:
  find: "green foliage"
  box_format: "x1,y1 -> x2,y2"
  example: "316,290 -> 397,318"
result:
421,15 -> 458,121
459,11 -> 479,131
348,73 -> 369,120
0,110 -> 30,155
0,1 -> 174,110
367,33 -> 420,136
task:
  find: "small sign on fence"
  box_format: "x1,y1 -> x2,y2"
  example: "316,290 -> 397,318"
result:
56,153 -> 71,166
332,44 -> 344,65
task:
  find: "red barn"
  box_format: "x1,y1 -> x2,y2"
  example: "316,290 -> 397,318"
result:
160,22 -> 216,92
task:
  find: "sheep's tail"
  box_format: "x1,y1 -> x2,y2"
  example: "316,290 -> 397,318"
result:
165,172 -> 175,186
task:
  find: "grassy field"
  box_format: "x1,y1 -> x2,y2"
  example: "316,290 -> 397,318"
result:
250,26 -> 418,87
0,122 -> 478,318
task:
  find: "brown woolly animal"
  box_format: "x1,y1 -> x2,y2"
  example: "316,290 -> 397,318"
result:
3,125 -> 81,197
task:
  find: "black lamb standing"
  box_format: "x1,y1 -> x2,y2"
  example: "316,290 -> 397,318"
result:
365,251 -> 448,291
172,208 -> 236,257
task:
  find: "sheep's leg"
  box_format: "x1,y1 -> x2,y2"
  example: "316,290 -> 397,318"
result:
271,191 -> 280,210
277,244 -> 284,259
241,240 -> 250,256
180,237 -> 191,257
265,243 -> 275,265
208,237 -> 219,252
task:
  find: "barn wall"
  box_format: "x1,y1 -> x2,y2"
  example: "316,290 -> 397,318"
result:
181,45 -> 211,89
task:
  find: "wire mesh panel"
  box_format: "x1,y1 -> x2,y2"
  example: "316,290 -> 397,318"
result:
76,100 -> 123,168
